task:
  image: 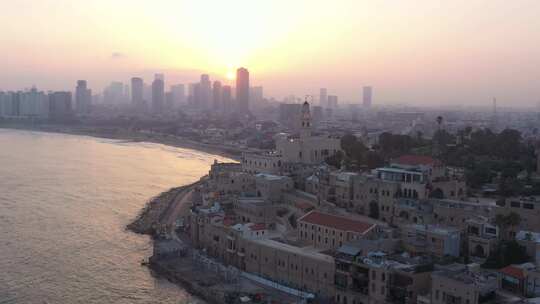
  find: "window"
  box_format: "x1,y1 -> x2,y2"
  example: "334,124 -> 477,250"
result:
511,201 -> 521,208
372,271 -> 376,280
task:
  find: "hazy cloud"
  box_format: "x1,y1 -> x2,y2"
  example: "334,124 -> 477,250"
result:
111,52 -> 125,59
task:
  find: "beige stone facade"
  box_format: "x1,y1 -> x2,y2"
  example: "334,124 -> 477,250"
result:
189,207 -> 336,298
430,264 -> 497,304
298,211 -> 378,250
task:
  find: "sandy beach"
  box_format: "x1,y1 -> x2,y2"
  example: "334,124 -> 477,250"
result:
0,123 -> 242,161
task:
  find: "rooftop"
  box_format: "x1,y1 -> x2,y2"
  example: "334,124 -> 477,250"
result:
407,224 -> 461,235
392,155 -> 442,167
299,211 -> 376,234
433,263 -> 498,291
376,167 -> 424,175
251,238 -> 334,263
499,265 -> 526,280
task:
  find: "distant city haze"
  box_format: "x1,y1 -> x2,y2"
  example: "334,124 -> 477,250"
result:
1,0 -> 539,106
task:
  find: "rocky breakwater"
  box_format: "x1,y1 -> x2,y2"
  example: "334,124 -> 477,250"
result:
126,182 -> 196,236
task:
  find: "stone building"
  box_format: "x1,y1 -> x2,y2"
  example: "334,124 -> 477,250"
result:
401,224 -> 462,258
242,101 -> 341,175
298,211 -> 379,250
430,264 -> 497,304
495,196 -> 540,239
334,248 -> 433,304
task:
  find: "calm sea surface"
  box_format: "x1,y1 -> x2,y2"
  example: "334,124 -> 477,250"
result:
0,129 -> 231,304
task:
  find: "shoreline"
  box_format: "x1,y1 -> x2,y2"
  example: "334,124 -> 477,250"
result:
0,123 -> 242,162
126,182 -> 220,303
1,123 -> 246,302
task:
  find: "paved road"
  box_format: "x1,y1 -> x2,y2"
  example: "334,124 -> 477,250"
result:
164,187 -> 194,227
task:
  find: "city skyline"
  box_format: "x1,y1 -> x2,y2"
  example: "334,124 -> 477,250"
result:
1,1 -> 540,106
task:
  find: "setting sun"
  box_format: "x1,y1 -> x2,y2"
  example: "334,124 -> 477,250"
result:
226,70 -> 235,81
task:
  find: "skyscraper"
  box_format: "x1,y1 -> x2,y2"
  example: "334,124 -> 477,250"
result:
19,87 -> 49,118
363,86 -> 372,108
152,74 -> 165,114
200,74 -> 211,110
131,77 -> 144,111
222,85 -> 232,114
327,95 -> 338,108
212,81 -> 222,112
192,83 -> 201,108
187,83 -> 196,106
103,82 -> 125,104
170,84 -> 185,106
319,88 -> 327,107
75,80 -> 92,114
49,91 -> 72,120
250,86 -> 263,109
236,67 -> 250,114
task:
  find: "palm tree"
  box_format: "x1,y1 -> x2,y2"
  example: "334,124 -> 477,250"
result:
494,212 -> 521,240
506,212 -> 521,236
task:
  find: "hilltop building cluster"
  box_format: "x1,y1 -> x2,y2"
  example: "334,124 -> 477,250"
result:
185,102 -> 540,304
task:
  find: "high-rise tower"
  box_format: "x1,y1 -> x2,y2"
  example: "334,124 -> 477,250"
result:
212,81 -> 222,112
363,86 -> 372,108
319,88 -> 327,107
152,74 -> 164,114
131,77 -> 144,111
75,80 -> 92,114
236,67 -> 250,114
222,85 -> 232,114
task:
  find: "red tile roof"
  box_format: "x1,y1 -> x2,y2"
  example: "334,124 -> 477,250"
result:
393,155 -> 442,167
499,265 -> 525,280
298,211 -> 375,234
249,223 -> 266,231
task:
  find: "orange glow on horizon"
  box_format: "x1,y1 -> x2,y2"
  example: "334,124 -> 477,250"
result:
225,71 -> 235,81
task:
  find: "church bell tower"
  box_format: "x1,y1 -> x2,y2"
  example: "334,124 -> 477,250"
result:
300,99 -> 312,138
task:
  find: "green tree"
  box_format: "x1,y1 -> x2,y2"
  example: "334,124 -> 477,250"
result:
494,212 -> 521,240
482,240 -> 529,269
325,151 -> 344,168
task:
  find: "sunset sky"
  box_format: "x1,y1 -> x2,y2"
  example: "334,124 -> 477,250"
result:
1,0 -> 539,106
